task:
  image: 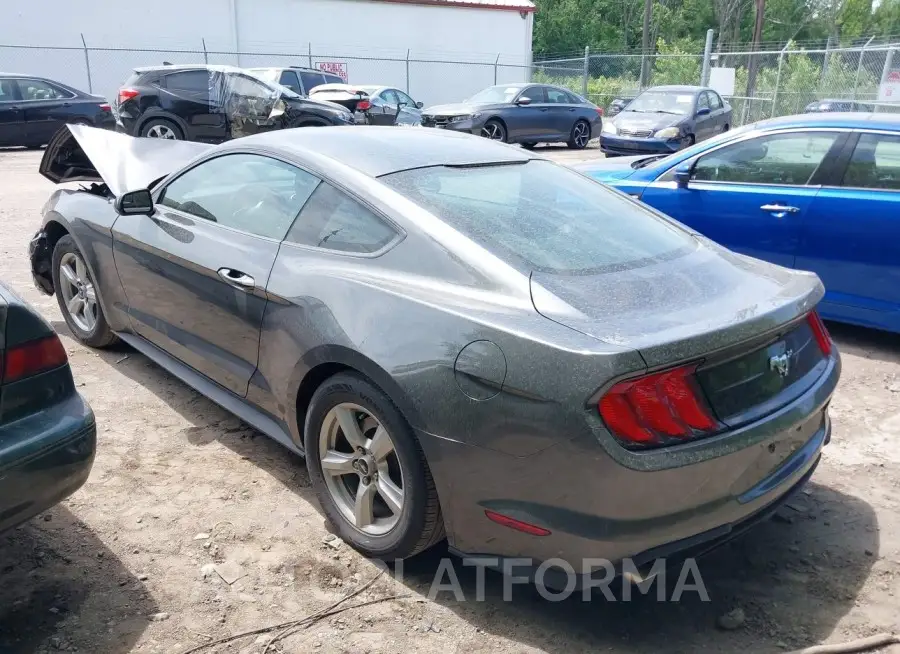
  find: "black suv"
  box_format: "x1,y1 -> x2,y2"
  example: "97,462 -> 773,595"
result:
247,66 -> 345,97
114,64 -> 355,142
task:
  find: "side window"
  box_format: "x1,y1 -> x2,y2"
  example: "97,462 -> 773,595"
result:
546,88 -> 570,104
396,90 -> 416,106
697,92 -> 710,111
692,132 -> 840,185
226,74 -> 272,98
279,71 -> 302,94
16,79 -> 73,101
380,89 -> 399,105
0,78 -> 20,102
299,72 -> 325,94
565,90 -> 584,104
165,71 -> 210,92
708,92 -> 723,110
285,183 -> 398,254
842,133 -> 900,191
323,74 -> 344,85
159,154 -> 320,240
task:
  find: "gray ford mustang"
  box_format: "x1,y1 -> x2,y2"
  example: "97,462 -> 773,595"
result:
30,124 -> 839,586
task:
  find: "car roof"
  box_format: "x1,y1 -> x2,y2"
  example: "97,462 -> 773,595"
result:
246,66 -> 334,73
643,85 -> 707,93
752,112 -> 900,131
231,126 -> 535,177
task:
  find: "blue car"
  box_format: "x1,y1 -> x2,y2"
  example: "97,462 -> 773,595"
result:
0,280 -> 96,533
578,112 -> 900,334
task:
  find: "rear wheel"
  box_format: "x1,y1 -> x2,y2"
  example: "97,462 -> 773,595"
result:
141,118 -> 183,140
305,372 -> 445,559
51,235 -> 117,348
480,119 -> 507,142
567,120 -> 591,149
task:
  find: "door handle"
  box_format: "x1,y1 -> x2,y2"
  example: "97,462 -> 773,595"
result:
760,204 -> 800,218
217,267 -> 255,289
540,108 -> 549,112
568,108 -> 576,111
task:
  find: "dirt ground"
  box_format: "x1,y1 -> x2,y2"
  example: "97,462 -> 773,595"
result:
1,144 -> 899,654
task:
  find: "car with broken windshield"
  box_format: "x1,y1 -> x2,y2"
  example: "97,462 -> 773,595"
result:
29,123 -> 838,587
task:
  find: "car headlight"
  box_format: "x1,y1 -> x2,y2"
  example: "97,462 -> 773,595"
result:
654,127 -> 681,139
449,113 -> 478,122
602,122 -> 617,135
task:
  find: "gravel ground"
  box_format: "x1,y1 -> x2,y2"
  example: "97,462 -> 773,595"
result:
1,143 -> 899,654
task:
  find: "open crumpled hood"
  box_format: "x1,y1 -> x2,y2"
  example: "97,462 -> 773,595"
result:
40,124 -> 214,197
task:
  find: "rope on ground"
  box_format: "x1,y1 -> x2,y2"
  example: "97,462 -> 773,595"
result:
786,633 -> 900,654
179,569 -> 401,654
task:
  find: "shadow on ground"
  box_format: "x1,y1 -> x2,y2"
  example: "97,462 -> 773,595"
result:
0,507 -> 158,654
56,321 -> 878,653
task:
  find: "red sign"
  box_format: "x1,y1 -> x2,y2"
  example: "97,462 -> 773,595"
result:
315,61 -> 348,82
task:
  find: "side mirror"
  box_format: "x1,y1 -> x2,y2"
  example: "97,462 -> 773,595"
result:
416,101 -> 424,109
115,189 -> 154,215
696,107 -> 711,117
516,96 -> 532,106
674,163 -> 693,188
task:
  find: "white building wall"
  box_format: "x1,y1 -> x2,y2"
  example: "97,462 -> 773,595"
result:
0,0 -> 531,106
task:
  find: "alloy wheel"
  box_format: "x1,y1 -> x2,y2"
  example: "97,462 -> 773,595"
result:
58,252 -> 98,333
573,122 -> 589,147
481,122 -> 504,140
319,403 -> 405,536
146,124 -> 178,139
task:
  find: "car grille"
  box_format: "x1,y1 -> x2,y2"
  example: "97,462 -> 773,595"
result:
618,127 -> 654,137
422,115 -> 451,127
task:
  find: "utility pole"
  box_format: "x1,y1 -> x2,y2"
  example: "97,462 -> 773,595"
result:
745,0 -> 766,118
640,0 -> 652,88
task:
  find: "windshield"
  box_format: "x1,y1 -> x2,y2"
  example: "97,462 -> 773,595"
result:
626,90 -> 696,115
467,85 -> 521,104
380,160 -> 694,274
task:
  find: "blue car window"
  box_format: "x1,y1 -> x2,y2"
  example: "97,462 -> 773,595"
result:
842,132 -> 900,191
692,132 -> 840,186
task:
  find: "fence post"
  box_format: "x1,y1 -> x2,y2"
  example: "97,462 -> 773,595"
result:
700,29 -> 714,86
852,36 -> 875,100
877,48 -> 896,112
582,46 -> 590,95
494,53 -> 500,85
202,38 -> 209,65
308,43 -> 313,69
771,44 -> 788,118
80,33 -> 93,94
406,49 -> 410,94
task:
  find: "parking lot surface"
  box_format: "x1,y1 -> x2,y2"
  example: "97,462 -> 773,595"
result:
1,144 -> 899,654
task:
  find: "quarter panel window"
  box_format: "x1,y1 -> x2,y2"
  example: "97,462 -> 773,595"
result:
692,132 -> 840,186
285,183 -> 398,254
159,154 -> 320,240
165,71 -> 210,92
841,133 -> 900,191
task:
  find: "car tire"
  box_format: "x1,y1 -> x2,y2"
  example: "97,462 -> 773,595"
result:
723,124 -> 730,132
305,372 -> 445,560
51,235 -> 118,348
682,134 -> 696,149
480,119 -> 507,142
522,142 -> 537,150
140,118 -> 183,140
567,120 -> 591,149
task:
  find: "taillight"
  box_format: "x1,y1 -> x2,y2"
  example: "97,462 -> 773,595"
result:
99,103 -> 111,112
117,88 -> 139,105
1,335 -> 68,384
598,363 -> 717,447
807,310 -> 832,356
596,107 -> 604,116
357,100 -> 371,111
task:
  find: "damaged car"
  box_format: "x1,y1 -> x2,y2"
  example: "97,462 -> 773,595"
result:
30,123 -> 838,588
309,85 -> 423,126
113,64 -> 355,142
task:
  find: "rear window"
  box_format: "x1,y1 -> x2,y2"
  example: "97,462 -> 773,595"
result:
380,160 -> 695,274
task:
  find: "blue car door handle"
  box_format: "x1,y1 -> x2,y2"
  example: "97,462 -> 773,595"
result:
760,203 -> 800,218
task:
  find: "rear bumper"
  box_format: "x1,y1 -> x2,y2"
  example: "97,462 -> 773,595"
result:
0,393 -> 97,534
601,135 -> 682,155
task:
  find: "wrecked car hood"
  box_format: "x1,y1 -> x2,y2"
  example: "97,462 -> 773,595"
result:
40,124 -> 214,197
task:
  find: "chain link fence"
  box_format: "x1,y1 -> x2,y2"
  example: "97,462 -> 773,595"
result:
535,41 -> 900,126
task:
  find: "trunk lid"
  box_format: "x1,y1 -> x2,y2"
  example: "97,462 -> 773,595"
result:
39,124 -> 214,197
530,243 -> 828,425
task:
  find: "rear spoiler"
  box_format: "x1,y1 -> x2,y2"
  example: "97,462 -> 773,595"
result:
39,124 -> 214,197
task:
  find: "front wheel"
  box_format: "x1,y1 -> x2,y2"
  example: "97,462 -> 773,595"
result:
567,120 -> 591,149
480,119 -> 507,142
305,373 -> 445,559
51,235 -> 118,348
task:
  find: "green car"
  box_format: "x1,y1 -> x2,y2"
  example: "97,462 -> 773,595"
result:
0,281 -> 96,534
